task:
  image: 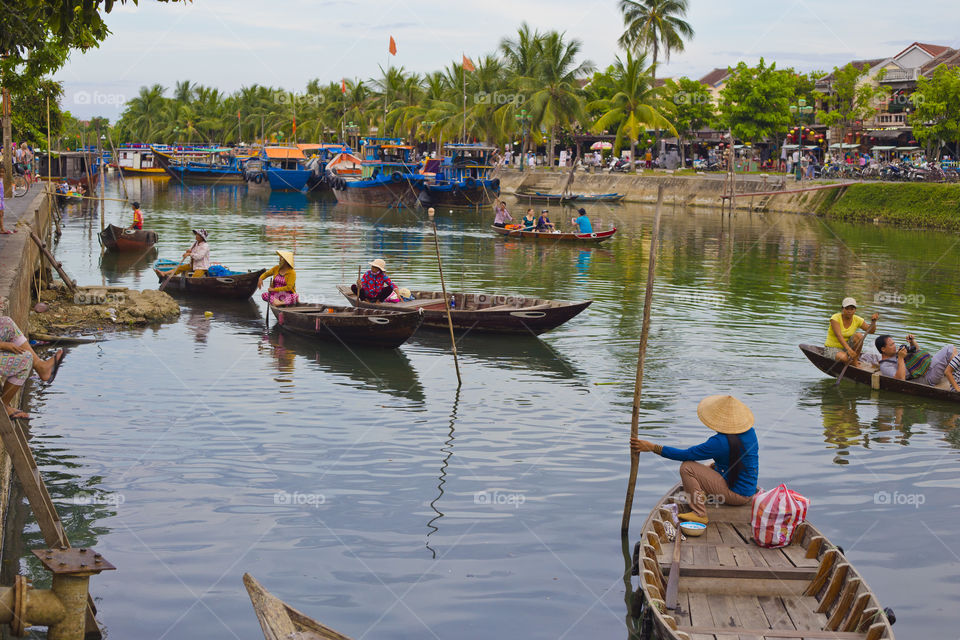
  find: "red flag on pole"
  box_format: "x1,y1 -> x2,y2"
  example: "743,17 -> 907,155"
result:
388,36 -> 397,56
341,79 -> 346,94
462,55 -> 475,72
292,117 -> 297,136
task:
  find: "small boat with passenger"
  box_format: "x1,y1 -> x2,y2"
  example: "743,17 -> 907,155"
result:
492,225 -> 617,243
270,302 -> 422,348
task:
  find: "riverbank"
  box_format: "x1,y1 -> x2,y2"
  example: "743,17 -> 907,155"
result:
501,168 -> 960,229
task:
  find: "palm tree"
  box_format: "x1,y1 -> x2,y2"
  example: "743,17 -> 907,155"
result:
119,84 -> 167,141
521,31 -> 594,167
618,0 -> 694,85
588,52 -> 675,172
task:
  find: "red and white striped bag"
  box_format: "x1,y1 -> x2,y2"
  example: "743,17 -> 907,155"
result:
751,484 -> 809,548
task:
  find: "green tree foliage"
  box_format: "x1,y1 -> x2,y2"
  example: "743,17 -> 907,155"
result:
617,0 -> 693,85
816,63 -> 886,152
910,66 -> 960,158
589,52 -> 674,170
718,59 -> 797,144
664,76 -> 714,166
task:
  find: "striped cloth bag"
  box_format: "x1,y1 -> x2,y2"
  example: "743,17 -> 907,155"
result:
751,484 -> 810,548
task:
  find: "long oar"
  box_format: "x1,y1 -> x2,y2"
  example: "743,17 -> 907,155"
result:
431,219 -> 462,387
621,184 -> 664,535
665,525 -> 682,610
159,248 -> 192,292
835,336 -> 865,387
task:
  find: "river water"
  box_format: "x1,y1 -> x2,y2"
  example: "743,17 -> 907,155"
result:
15,175 -> 960,639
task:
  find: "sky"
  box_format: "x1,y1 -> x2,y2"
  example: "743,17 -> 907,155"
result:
56,0 -> 960,120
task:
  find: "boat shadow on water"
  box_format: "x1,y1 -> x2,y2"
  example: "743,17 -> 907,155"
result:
802,380 -> 960,461
262,328 -> 425,403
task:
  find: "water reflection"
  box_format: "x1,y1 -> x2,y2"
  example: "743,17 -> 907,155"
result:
99,247 -> 158,285
425,388 -> 459,559
262,329 -> 425,403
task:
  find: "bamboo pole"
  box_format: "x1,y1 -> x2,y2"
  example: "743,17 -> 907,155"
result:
620,184 -> 664,535
106,130 -> 129,205
430,218 -> 462,387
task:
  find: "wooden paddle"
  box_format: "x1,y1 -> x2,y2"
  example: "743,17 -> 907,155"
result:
836,334 -> 866,386
665,525 -> 682,610
158,247 -> 193,292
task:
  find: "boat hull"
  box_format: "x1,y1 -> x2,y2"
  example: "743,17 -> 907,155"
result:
332,176 -> 422,208
419,179 -> 500,207
118,167 -> 168,177
635,483 -> 895,640
337,286 -> 590,335
800,343 -> 960,403
98,224 -> 158,253
271,303 -> 421,348
153,268 -> 266,299
492,226 -> 617,243
243,573 -> 353,640
166,165 -> 246,184
266,167 -> 311,192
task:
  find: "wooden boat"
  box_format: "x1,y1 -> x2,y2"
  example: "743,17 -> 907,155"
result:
574,192 -> 625,203
800,343 -> 960,403
152,266 -> 266,299
419,144 -> 501,207
98,224 -> 158,252
271,303 -> 422,348
330,138 -> 424,208
243,573 -> 353,640
634,483 -> 896,640
337,285 -> 591,335
512,191 -> 579,204
115,145 -> 168,176
492,225 -> 617,243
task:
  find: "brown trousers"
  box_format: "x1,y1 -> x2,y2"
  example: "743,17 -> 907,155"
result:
679,460 -> 752,517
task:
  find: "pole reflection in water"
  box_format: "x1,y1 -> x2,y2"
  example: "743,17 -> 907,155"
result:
426,387 -> 460,559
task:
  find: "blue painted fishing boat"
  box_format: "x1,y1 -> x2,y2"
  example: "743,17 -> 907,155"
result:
153,146 -> 252,184
328,138 -> 424,208
418,143 -> 501,208
262,144 -> 352,192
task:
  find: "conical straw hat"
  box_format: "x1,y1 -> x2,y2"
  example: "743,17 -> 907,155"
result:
697,395 -> 754,434
276,250 -> 295,267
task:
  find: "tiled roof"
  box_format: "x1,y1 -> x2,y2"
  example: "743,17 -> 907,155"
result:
698,68 -> 729,87
816,59 -> 884,85
896,42 -> 953,59
921,48 -> 960,77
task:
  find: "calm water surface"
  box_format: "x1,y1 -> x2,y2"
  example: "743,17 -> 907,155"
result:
15,175 -> 960,638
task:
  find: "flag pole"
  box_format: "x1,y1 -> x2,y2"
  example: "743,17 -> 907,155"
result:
462,55 -> 466,142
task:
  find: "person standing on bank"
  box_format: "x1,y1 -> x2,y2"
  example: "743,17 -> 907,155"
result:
630,395 -> 759,525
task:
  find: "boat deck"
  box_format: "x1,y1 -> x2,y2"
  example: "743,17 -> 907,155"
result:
637,486 -> 893,640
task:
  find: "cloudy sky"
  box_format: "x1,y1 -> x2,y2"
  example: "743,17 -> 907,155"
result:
57,0 -> 960,120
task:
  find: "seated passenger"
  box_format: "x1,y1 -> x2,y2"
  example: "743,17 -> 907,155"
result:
520,209 -> 536,230
536,209 -> 555,232
168,229 -> 211,277
259,250 -> 299,306
351,258 -> 397,302
824,297 -> 878,366
876,334 -> 956,386
572,207 -> 593,234
1,316 -> 64,420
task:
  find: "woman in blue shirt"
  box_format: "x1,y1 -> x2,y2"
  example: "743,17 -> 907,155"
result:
631,395 -> 759,525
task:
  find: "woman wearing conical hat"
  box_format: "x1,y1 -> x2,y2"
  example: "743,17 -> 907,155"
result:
351,258 -> 398,303
259,250 -> 299,307
631,395 -> 759,525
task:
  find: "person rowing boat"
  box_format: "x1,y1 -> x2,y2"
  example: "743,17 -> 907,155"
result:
259,250 -> 299,307
351,258 -> 399,303
630,395 -> 759,525
824,297 -> 878,366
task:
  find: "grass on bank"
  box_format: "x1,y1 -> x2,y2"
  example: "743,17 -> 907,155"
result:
822,183 -> 960,230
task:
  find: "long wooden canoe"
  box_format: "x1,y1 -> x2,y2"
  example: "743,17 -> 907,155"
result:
243,573 -> 353,640
271,303 -> 422,348
153,268 -> 266,299
337,285 -> 591,335
634,483 -> 895,640
800,343 -> 960,403
492,225 -> 617,243
98,224 -> 158,252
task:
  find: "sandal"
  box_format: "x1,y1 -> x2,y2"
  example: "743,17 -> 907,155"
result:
0,230 -> 13,235
45,349 -> 65,384
5,408 -> 31,421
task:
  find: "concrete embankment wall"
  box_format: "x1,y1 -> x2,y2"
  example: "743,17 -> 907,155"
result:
0,184 -> 56,552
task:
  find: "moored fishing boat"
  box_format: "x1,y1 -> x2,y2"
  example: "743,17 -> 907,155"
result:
243,573 -> 353,640
492,225 -> 617,243
418,143 -> 500,207
633,483 -> 896,640
153,261 -> 266,299
512,191 -> 579,204
98,224 -> 158,252
800,343 -> 960,403
114,144 -> 168,176
573,192 -> 625,203
329,138 -> 424,208
337,285 -> 591,335
270,303 -> 421,348
152,146 -> 251,184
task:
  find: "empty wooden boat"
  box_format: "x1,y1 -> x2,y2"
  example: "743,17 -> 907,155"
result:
271,303 -> 422,348
337,285 -> 591,335
243,573 -> 353,640
633,483 -> 896,640
800,343 -> 960,404
153,266 -> 266,299
98,224 -> 158,252
492,225 -> 617,243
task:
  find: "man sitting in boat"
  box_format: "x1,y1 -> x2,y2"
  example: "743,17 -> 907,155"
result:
169,229 -> 212,277
875,334 -> 956,386
536,209 -> 555,232
351,259 -> 398,302
493,201 -> 513,228
824,297 -> 878,366
259,250 -> 299,306
630,395 -> 759,525
129,201 -> 144,231
572,208 -> 593,234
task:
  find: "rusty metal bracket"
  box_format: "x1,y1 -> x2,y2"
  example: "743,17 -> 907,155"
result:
32,549 -> 115,576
